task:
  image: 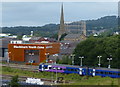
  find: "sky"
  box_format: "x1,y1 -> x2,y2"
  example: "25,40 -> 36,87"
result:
1,2 -> 118,27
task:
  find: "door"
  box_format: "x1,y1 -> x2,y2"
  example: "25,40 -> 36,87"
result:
24,50 -> 40,63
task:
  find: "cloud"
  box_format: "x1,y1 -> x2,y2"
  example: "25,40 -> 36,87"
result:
2,2 -> 117,27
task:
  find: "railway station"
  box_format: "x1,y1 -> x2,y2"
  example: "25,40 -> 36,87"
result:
8,42 -> 60,65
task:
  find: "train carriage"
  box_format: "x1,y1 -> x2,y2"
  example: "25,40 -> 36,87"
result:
39,63 -> 120,78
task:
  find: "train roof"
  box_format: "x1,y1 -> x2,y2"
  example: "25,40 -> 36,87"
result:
40,63 -> 120,71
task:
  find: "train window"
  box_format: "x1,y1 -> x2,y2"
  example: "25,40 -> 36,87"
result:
118,73 -> 120,76
90,71 -> 93,73
63,69 -> 66,71
109,72 -> 112,75
70,69 -> 73,71
77,69 -> 79,72
49,67 -> 52,69
57,68 -> 60,70
105,72 -> 109,74
43,67 -> 47,69
113,73 -> 117,75
95,71 -> 99,74
53,67 -> 56,70
101,72 -> 104,74
82,70 -> 85,72
112,73 -> 117,75
67,69 -> 73,71
60,68 -> 63,70
67,69 -> 71,71
71,69 -> 75,71
39,66 -> 42,69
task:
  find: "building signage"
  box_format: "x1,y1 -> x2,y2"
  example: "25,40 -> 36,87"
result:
13,45 -> 52,49
13,46 -> 44,49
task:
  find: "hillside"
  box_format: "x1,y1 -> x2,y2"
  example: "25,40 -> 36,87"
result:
86,16 -> 117,30
1,16 -> 118,37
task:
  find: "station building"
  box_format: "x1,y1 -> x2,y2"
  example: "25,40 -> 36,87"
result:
8,42 -> 60,65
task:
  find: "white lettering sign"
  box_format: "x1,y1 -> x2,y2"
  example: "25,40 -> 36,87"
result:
14,46 -> 28,48
13,45 -> 45,49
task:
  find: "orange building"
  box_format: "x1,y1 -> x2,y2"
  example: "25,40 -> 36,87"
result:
8,42 -> 60,65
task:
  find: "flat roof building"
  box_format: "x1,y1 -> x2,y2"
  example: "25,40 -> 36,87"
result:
8,42 -> 60,65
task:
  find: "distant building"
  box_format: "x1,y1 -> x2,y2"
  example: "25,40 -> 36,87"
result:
60,40 -> 79,55
10,40 -> 23,44
58,4 -> 66,41
64,34 -> 86,41
22,35 -> 32,41
29,37 -> 56,43
57,4 -> 87,58
93,33 -> 98,37
0,33 -> 17,38
0,38 -> 12,60
114,32 -> 119,35
65,21 -> 86,36
0,33 -> 10,37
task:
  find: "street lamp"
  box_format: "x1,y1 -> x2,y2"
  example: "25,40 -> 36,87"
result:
70,54 -> 75,65
97,56 -> 102,67
8,52 -> 11,65
45,53 -> 49,63
54,67 -> 57,84
79,56 -> 84,66
53,54 -> 58,64
50,60 -> 54,85
107,57 -> 112,68
29,52 -> 34,65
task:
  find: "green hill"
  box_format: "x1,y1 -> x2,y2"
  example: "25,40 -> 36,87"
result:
1,16 -> 118,37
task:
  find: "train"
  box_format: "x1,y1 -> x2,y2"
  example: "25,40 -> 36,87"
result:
39,63 -> 120,78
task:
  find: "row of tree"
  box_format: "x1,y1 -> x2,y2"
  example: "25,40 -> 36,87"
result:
73,35 -> 120,69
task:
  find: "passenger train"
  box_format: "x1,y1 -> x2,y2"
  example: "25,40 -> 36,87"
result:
39,63 -> 120,78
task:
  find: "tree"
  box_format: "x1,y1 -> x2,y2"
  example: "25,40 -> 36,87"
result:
73,35 -> 120,68
9,75 -> 20,87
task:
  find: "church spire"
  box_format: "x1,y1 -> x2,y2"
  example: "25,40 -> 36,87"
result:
58,4 -> 65,41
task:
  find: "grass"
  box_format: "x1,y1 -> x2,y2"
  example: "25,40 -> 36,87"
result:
1,66 -> 120,86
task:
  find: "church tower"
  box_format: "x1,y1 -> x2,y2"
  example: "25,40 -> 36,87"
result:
58,4 -> 65,41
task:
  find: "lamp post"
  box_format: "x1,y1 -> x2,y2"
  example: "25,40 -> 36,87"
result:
51,60 -> 53,85
8,52 -> 11,65
97,56 -> 102,67
29,52 -> 34,66
45,53 -> 49,63
79,56 -> 84,66
71,54 -> 75,65
53,54 -> 58,64
54,67 -> 57,84
107,57 -> 112,68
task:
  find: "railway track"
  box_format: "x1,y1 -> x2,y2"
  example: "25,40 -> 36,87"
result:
1,63 -> 39,72
1,74 -> 69,85
1,64 -> 69,84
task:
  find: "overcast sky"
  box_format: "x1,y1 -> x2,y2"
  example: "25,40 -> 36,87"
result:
1,2 -> 118,27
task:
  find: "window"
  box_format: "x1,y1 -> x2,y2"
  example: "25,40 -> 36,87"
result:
43,66 -> 48,69
118,73 -> 120,76
109,72 -> 113,75
39,65 -> 42,69
49,67 -> 52,69
59,68 -> 63,70
100,71 -> 104,74
95,71 -> 99,74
